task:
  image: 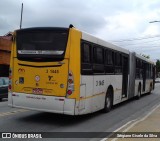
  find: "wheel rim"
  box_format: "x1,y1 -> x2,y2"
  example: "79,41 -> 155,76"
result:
106,96 -> 111,108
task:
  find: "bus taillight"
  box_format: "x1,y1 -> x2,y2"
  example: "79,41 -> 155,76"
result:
66,70 -> 74,97
68,79 -> 73,84
67,90 -> 73,95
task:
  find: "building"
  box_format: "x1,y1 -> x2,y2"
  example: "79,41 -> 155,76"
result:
0,32 -> 12,77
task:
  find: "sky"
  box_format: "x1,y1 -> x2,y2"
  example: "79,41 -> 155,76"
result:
1,0 -> 160,60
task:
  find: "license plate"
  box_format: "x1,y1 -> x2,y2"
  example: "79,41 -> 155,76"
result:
33,88 -> 43,94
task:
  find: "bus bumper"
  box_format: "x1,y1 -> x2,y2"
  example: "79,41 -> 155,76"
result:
8,92 -> 76,115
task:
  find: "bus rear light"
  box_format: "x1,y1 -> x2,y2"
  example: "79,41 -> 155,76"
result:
69,73 -> 72,76
9,68 -> 12,91
66,70 -> 74,97
68,79 -> 73,84
67,90 -> 73,95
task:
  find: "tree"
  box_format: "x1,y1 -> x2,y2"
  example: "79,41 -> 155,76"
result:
140,54 -> 150,59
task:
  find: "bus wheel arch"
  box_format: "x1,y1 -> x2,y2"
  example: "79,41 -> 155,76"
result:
103,85 -> 113,113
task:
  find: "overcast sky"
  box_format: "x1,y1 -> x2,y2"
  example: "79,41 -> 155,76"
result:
1,0 -> 160,60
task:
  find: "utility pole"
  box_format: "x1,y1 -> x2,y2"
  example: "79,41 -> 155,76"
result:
20,3 -> 23,29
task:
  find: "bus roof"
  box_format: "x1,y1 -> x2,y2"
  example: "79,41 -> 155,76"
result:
81,31 -> 130,54
15,27 -> 68,32
135,53 -> 155,65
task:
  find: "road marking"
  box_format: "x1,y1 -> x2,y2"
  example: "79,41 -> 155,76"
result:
100,120 -> 137,141
100,103 -> 160,141
0,109 -> 29,117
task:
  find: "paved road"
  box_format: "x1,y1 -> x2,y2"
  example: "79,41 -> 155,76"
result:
0,83 -> 160,141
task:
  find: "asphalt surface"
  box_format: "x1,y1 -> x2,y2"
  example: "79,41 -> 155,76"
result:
0,83 -> 160,141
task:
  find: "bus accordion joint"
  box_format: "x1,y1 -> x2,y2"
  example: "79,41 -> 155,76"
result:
66,70 -> 74,97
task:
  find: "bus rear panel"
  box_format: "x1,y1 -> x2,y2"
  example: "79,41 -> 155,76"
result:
8,27 -> 81,115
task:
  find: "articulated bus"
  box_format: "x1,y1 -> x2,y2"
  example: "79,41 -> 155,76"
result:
8,25 -> 155,115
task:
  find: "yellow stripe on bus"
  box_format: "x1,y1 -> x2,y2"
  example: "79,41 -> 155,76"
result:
78,92 -> 105,101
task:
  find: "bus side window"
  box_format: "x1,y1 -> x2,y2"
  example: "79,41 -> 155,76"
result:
139,60 -> 143,79
81,42 -> 93,75
151,65 -> 153,78
136,59 -> 140,79
93,46 -> 104,64
93,46 -> 105,74
115,52 -> 122,74
82,43 -> 91,63
105,49 -> 114,74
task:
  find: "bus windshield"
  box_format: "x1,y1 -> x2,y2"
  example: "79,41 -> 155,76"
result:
16,28 -> 69,61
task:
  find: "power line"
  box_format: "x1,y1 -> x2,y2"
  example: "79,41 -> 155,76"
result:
113,39 -> 160,46
128,45 -> 160,49
131,46 -> 160,50
110,34 -> 160,42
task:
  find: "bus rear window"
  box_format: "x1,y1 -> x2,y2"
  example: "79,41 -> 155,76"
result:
16,28 -> 69,61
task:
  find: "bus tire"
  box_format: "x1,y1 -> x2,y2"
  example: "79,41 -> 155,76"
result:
136,84 -> 141,100
103,89 -> 112,113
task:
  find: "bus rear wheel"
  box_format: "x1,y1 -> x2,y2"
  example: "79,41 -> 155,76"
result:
103,89 -> 112,113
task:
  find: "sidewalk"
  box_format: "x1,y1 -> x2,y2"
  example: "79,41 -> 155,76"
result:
106,104 -> 160,141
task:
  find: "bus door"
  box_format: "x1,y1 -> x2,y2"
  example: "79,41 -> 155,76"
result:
122,55 -> 129,98
153,65 -> 156,89
142,62 -> 146,92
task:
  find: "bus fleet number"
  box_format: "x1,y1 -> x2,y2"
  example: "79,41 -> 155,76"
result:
46,70 -> 59,73
96,80 -> 104,86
